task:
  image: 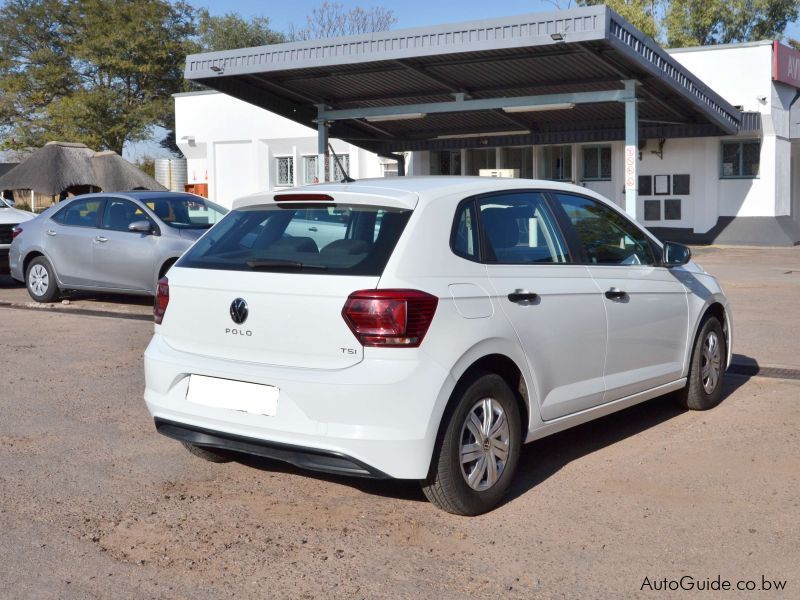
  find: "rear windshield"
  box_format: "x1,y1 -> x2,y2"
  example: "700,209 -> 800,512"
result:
177,203 -> 411,276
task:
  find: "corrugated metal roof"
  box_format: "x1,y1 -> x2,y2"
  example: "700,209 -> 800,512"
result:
184,6 -> 742,153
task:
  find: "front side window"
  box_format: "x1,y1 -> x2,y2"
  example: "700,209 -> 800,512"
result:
541,146 -> 572,182
101,199 -> 153,232
553,193 -> 656,265
178,203 -> 411,276
276,156 -> 294,186
144,196 -> 227,229
475,192 -> 569,264
582,146 -> 612,181
721,140 -> 760,178
53,198 -> 103,228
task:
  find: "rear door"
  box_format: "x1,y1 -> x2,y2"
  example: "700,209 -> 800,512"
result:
45,197 -> 104,286
474,191 -> 608,420
93,198 -> 157,291
160,200 -> 413,370
550,192 -> 689,401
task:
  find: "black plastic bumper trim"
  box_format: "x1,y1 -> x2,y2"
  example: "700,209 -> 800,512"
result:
154,418 -> 391,479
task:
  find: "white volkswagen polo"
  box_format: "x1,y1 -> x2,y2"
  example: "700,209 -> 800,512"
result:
143,177 -> 732,515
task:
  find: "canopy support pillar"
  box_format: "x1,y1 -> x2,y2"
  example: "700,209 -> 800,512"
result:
623,79 -> 638,219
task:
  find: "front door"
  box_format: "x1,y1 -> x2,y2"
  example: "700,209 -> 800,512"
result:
551,192 -> 689,401
469,191 -> 608,421
93,198 -> 157,291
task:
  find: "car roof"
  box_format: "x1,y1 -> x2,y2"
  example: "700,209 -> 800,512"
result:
233,176 -> 608,210
60,191 -> 201,203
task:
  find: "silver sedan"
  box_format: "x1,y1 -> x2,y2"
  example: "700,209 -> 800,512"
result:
9,191 -> 227,302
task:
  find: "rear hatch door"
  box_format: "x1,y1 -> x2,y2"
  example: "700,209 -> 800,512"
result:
157,194 -> 415,370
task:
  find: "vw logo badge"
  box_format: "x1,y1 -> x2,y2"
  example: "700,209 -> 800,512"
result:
230,298 -> 249,325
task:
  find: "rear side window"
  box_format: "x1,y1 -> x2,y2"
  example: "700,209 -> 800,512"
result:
452,192 -> 569,264
178,203 -> 411,276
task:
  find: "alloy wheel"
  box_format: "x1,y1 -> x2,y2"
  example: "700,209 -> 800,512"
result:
459,397 -> 510,491
29,264 -> 49,297
701,330 -> 722,394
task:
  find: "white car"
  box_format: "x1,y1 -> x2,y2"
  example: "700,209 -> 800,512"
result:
143,178 -> 732,515
0,198 -> 35,274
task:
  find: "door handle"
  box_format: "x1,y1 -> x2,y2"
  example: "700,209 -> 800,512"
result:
94,236 -> 108,243
605,287 -> 628,300
308,226 -> 318,232
46,229 -> 57,236
507,289 -> 540,304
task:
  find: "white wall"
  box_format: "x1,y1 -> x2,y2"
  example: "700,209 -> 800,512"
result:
174,91 -> 387,207
669,42 -> 774,112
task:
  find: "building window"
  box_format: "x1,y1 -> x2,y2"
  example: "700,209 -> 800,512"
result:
302,155 -> 317,184
276,156 -> 294,186
541,146 -> 572,181
302,154 -> 350,184
331,154 -> 350,181
582,145 -> 611,181
381,160 -> 399,177
721,140 -> 760,178
431,150 -> 461,175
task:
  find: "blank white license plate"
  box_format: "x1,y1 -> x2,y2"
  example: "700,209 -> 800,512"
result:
186,375 -> 278,416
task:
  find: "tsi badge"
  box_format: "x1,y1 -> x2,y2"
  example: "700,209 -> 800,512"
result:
226,298 -> 253,336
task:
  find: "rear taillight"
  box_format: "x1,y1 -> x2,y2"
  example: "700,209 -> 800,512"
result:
154,277 -> 169,324
342,289 -> 438,347
11,226 -> 22,240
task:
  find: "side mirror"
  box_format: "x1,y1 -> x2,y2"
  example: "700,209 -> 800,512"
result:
128,220 -> 154,234
661,241 -> 691,267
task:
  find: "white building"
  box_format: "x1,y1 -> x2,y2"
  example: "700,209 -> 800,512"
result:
175,90 -> 397,208
176,9 -> 800,245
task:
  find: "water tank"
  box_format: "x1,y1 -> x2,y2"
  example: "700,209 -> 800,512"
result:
154,158 -> 188,192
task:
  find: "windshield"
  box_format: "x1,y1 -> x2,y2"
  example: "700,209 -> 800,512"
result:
0,198 -> 11,208
144,196 -> 227,229
178,203 -> 411,276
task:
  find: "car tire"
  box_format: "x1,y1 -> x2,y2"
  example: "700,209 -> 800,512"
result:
181,441 -> 234,463
678,316 -> 726,411
422,372 -> 521,516
26,256 -> 60,303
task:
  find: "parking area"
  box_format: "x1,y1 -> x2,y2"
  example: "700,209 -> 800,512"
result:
1,246 -> 799,598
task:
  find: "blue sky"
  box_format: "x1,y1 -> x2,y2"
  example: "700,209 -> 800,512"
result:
196,0 -> 561,32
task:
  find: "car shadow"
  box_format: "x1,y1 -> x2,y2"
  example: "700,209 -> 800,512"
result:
228,371 -> 752,509
502,371 -> 749,507
0,274 -> 23,289
58,289 -> 154,306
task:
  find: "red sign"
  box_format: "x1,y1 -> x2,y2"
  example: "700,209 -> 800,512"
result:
773,41 -> 800,88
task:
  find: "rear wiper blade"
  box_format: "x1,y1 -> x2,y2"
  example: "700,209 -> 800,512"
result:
245,259 -> 328,271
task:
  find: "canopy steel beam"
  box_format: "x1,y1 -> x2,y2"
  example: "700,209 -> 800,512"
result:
316,87 -> 632,122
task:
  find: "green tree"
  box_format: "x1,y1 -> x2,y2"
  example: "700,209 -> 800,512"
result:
196,10 -> 285,51
0,0 -> 195,154
665,0 -> 800,47
0,0 -> 76,150
579,1 -> 662,39
576,0 -> 799,46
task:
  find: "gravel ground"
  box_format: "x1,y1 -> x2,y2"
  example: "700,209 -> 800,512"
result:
1,307 -> 797,599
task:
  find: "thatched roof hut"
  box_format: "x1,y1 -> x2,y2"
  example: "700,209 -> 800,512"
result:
0,141 -> 165,210
92,150 -> 164,192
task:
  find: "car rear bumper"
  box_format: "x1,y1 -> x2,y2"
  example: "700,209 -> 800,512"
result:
143,333 -> 455,479
155,418 -> 391,478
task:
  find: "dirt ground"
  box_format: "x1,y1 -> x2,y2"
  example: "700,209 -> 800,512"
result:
1,247 -> 799,599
